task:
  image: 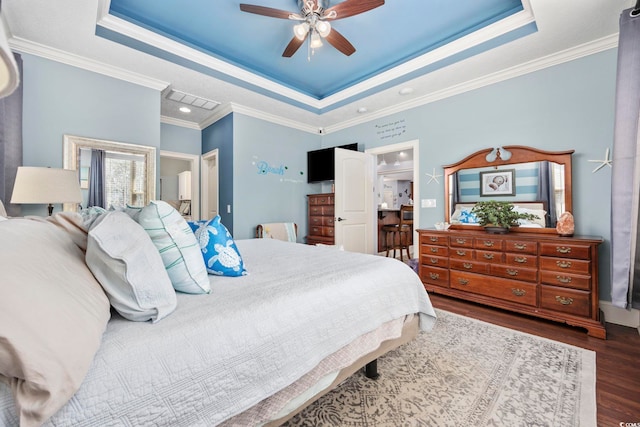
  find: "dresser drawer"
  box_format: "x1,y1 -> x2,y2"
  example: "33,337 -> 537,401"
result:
421,254 -> 449,268
450,235 -> 474,248
450,247 -> 474,260
422,244 -> 449,256
420,233 -> 448,246
450,271 -> 536,306
450,259 -> 488,274
540,257 -> 590,275
420,265 -> 449,287
539,242 -> 591,259
540,285 -> 590,317
474,237 -> 504,251
309,225 -> 334,237
476,250 -> 504,263
505,240 -> 538,255
505,253 -> 538,268
491,265 -> 537,283
540,271 -> 591,290
309,195 -> 334,205
309,205 -> 333,216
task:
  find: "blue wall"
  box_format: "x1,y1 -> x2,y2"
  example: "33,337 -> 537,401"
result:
231,113 -> 321,240
20,54 -> 161,215
160,123 -> 201,155
322,49 -> 617,299
202,114 -> 234,230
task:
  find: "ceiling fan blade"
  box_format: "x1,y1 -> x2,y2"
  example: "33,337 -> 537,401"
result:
239,4 -> 295,19
323,0 -> 384,20
325,29 -> 356,56
282,35 -> 306,57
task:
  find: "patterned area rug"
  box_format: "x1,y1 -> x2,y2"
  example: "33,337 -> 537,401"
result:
284,309 -> 596,427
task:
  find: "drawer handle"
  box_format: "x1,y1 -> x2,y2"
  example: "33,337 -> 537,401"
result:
514,243 -> 527,250
430,247 -> 438,253
514,256 -> 527,264
458,278 -> 469,285
429,273 -> 440,280
506,269 -> 518,276
483,253 -> 495,260
456,238 -> 467,244
456,250 -> 467,256
430,237 -> 438,242
430,257 -> 439,264
556,246 -> 572,254
511,288 -> 526,296
556,275 -> 572,284
556,261 -> 572,269
483,241 -> 495,247
463,262 -> 473,270
555,296 -> 574,305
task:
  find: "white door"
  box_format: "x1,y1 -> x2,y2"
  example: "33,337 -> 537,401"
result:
201,149 -> 219,219
334,148 -> 375,254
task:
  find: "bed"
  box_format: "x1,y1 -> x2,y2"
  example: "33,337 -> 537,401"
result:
0,211 -> 436,427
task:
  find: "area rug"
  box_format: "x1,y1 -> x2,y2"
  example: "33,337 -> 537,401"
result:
284,309 -> 596,427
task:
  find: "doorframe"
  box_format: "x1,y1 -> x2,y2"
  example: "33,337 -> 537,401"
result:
365,139 -> 420,253
201,148 -> 219,221
160,150 -> 200,220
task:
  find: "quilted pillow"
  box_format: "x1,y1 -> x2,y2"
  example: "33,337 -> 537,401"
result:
137,201 -> 210,294
0,218 -> 110,426
188,215 -> 247,277
86,211 -> 177,322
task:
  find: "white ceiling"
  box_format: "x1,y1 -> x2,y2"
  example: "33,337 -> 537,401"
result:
2,0 -> 633,132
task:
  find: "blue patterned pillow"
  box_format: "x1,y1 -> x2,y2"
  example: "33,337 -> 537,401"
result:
459,209 -> 479,224
188,216 -> 247,277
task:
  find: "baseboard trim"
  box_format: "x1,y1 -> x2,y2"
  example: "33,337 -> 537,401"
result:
600,300 -> 640,332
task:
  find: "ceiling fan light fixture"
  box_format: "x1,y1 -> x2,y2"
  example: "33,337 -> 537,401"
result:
310,31 -> 323,49
293,22 -> 310,40
316,20 -> 331,37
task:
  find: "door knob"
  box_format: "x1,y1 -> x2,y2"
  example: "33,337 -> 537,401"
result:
336,217 -> 346,221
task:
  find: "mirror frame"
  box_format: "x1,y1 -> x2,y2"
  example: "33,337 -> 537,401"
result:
63,134 -> 156,211
444,145 -> 574,234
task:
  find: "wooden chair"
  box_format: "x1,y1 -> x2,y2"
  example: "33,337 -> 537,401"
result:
381,205 -> 413,261
256,222 -> 298,242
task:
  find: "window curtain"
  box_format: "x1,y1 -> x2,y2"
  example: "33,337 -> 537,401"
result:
536,161 -> 556,227
88,149 -> 105,208
610,6 -> 640,309
0,53 -> 22,217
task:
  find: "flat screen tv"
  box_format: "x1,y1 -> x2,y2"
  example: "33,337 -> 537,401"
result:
307,143 -> 358,183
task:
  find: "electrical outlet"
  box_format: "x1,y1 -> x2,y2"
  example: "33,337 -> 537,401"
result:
421,199 -> 437,208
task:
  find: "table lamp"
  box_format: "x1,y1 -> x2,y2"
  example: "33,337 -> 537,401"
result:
11,167 -> 82,215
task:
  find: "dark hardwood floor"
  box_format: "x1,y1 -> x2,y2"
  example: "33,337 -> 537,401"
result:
429,294 -> 640,427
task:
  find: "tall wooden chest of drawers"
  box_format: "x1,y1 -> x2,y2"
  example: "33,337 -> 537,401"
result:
307,193 -> 335,245
418,229 -> 606,338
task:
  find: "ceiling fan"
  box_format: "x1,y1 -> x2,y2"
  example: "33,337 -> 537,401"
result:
239,0 -> 384,58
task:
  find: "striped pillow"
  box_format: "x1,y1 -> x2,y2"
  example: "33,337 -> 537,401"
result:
137,201 -> 210,294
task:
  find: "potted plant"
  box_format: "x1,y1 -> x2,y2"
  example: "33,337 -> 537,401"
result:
471,201 -> 540,234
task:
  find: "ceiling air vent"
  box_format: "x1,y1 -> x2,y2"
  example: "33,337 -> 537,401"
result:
165,89 -> 220,111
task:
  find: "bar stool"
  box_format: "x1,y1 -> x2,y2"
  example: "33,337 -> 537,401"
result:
382,205 -> 413,261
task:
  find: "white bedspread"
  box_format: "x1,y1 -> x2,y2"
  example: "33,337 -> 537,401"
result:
0,239 -> 436,426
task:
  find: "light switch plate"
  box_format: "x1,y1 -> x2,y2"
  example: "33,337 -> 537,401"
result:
421,199 -> 437,208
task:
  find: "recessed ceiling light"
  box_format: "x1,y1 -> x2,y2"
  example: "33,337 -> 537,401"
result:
357,107 -> 368,113
399,87 -> 414,95
179,106 -> 191,113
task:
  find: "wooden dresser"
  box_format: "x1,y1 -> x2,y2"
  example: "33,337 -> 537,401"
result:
307,193 -> 335,245
418,229 -> 606,338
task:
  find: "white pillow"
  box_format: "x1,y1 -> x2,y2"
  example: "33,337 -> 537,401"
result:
0,219 -> 110,426
86,211 -> 177,322
514,206 -> 547,227
137,201 -> 210,294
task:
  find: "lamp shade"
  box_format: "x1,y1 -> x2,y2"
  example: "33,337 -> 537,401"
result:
11,167 -> 82,205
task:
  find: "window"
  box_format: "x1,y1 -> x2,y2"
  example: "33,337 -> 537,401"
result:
104,152 -> 147,208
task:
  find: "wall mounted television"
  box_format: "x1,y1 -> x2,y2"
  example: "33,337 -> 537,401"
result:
307,143 -> 359,183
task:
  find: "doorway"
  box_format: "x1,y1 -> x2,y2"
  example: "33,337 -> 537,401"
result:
201,149 -> 219,220
366,140 -> 420,258
160,150 -> 200,220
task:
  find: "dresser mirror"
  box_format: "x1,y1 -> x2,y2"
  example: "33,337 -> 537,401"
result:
444,145 -> 573,234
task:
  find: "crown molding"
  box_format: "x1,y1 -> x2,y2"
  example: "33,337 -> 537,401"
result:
324,33 -> 619,134
161,115 -> 201,130
8,36 -> 169,91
